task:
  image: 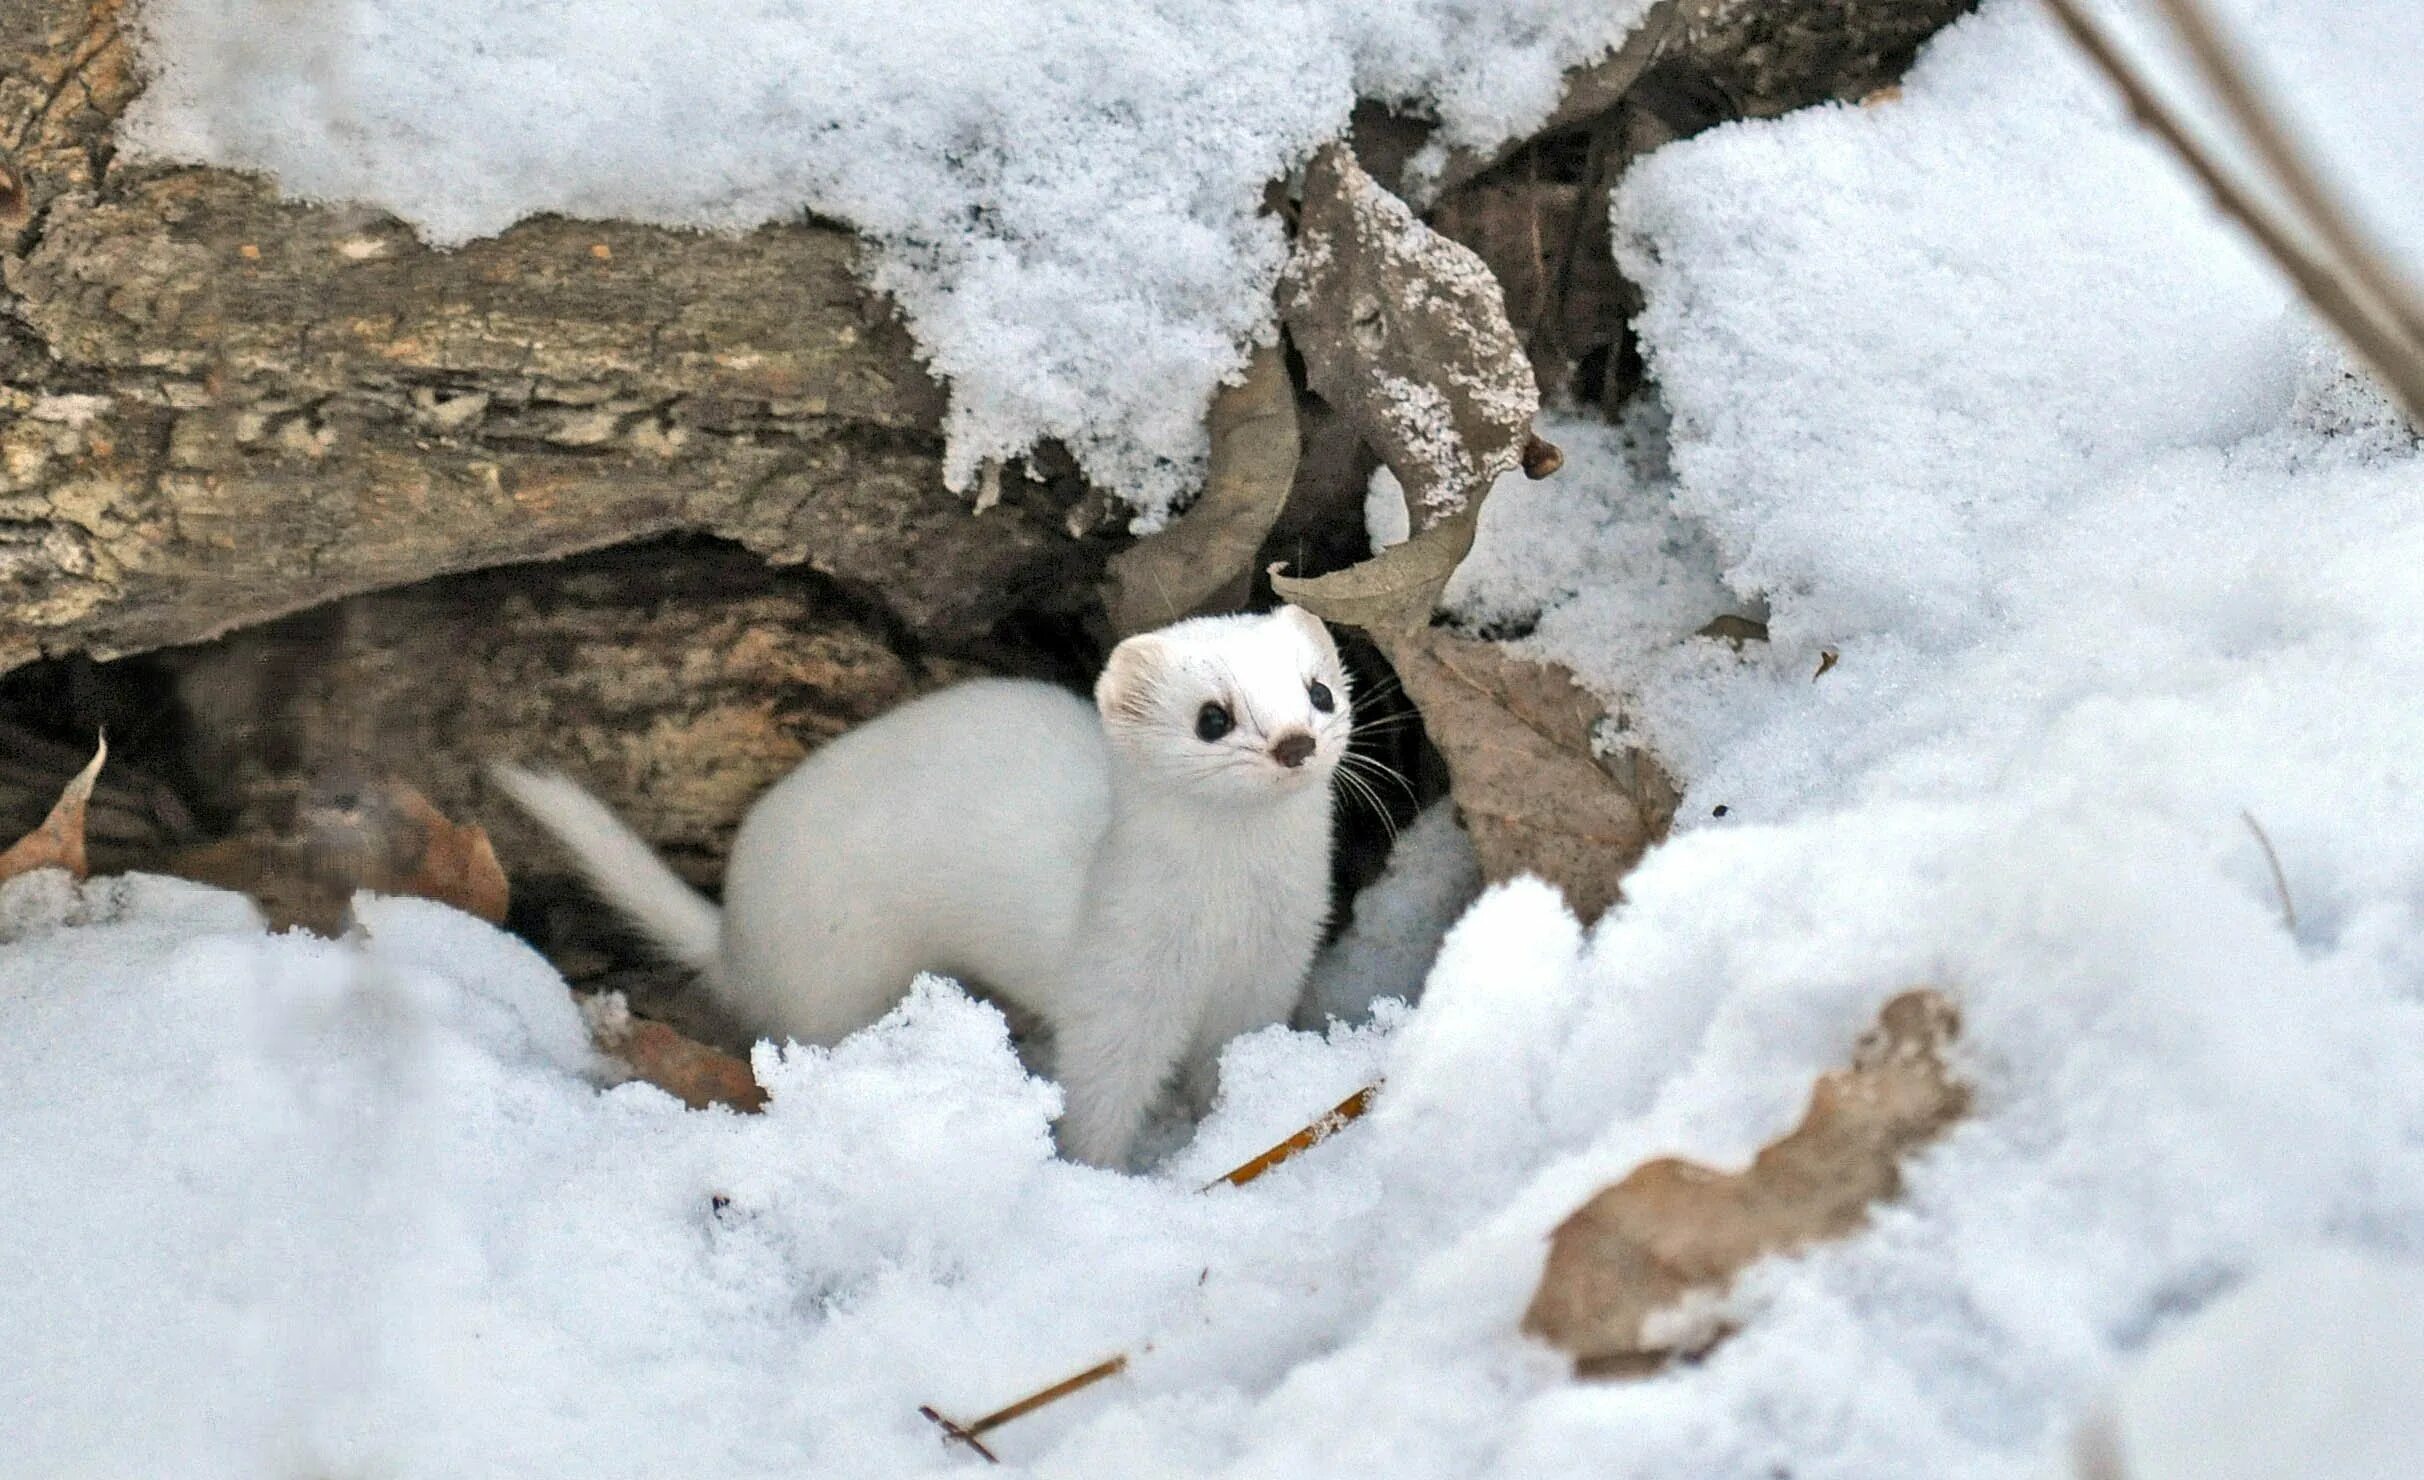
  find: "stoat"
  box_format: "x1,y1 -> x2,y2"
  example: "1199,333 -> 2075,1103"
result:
493,605 -> 1349,1167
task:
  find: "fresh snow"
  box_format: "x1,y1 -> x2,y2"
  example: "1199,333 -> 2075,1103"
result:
117,0 -> 1654,525
12,0 -> 2424,1475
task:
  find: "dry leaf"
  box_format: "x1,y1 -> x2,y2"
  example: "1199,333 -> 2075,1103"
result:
0,735 -> 105,884
1524,989 -> 1968,1376
1696,613 -> 1768,648
584,993 -> 767,1112
383,785 -> 511,923
1103,342 -> 1300,635
170,773 -> 510,933
1268,503 -> 1478,634
1280,143 -> 1540,632
1378,629 -> 1674,921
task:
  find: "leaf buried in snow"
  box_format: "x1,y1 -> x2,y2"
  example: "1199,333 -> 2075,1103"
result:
1523,989 -> 1969,1377
1282,143 -> 1539,630
1103,342 -> 1301,635
1376,629 -> 1673,920
0,735 -> 105,885
583,992 -> 767,1112
170,773 -> 510,934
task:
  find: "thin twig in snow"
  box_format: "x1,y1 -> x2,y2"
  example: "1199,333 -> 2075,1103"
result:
918,1083 -> 1382,1457
2241,810 -> 2297,933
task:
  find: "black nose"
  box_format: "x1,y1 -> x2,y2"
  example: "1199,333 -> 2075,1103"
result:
1271,731 -> 1316,769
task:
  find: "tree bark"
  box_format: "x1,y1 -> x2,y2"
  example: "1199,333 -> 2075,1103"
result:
1,0 -> 1096,679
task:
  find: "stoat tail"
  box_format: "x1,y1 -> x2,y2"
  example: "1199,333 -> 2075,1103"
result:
488,762 -> 722,973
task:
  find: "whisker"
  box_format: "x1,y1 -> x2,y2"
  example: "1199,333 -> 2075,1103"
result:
1341,750 -> 1417,802
1334,767 -> 1399,843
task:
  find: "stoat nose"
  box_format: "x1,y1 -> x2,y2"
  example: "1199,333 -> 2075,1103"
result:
1270,731 -> 1316,769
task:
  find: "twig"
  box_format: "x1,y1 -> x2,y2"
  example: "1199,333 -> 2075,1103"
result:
920,1354 -> 1130,1463
1202,1083 -> 1379,1191
2240,810 -> 2297,932
2147,0 -> 2424,356
919,1084 -> 1383,1457
2038,0 -> 2424,422
916,1407 -> 1001,1464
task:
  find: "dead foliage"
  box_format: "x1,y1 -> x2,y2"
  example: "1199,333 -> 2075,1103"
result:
1267,142 -> 1667,921
0,734 -> 105,884
169,773 -> 508,934
582,993 -> 767,1112
1380,630 -> 1675,922
1102,343 -> 1300,635
1524,989 -> 1968,1376
1276,142 -> 1544,634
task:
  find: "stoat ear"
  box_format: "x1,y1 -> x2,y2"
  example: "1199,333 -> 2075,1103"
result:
1095,635 -> 1168,722
1273,604 -> 1337,658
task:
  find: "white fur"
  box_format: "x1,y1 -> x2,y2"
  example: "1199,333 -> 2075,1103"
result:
487,765 -> 721,972
495,606 -> 1348,1167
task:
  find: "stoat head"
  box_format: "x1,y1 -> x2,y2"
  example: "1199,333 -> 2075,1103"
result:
1094,605 -> 1350,805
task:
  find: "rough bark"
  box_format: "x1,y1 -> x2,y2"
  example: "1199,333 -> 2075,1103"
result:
162,540 -> 981,884
1,0 -> 1099,679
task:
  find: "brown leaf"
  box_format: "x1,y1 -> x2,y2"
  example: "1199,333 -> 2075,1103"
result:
384,785 -> 511,924
1280,143 -> 1540,633
1377,629 -> 1674,921
1267,503 -> 1478,633
1696,613 -> 1768,649
585,995 -> 767,1112
1523,989 -> 1969,1376
0,735 -> 105,884
169,773 -> 509,933
1103,342 -> 1301,635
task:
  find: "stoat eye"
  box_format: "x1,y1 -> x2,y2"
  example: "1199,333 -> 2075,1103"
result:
1307,679 -> 1335,714
1195,701 -> 1234,742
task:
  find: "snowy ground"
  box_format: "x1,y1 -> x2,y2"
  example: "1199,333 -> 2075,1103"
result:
10,0 -> 2424,1475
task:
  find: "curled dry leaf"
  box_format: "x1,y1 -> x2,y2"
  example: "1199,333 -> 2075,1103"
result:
170,773 -> 509,934
0,735 -> 105,884
583,992 -> 767,1112
1266,503 -> 1479,636
1269,145 -> 1667,918
1103,342 -> 1301,636
1277,142 -> 1539,634
1523,989 -> 1969,1376
1380,629 -> 1675,921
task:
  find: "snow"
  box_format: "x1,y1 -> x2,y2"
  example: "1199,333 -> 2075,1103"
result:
1298,798 -> 1481,1027
2095,1247 -> 2424,1480
117,0 -> 1655,526
16,0 -> 2424,1474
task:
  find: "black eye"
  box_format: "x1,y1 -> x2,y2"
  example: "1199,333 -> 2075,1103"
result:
1307,680 -> 1335,714
1195,702 -> 1233,742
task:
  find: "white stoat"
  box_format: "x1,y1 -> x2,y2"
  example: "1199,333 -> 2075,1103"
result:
493,605 -> 1350,1167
